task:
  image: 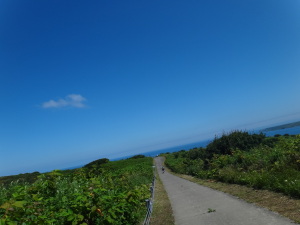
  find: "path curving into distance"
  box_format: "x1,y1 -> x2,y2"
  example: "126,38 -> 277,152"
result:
155,157 -> 294,225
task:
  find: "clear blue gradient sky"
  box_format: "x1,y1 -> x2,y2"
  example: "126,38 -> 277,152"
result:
1,0 -> 300,176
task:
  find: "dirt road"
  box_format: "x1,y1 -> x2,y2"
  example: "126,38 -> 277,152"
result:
155,157 -> 294,225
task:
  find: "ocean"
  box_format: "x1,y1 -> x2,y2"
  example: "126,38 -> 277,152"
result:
64,126 -> 300,170
262,126 -> 300,137
128,126 -> 300,159
136,139 -> 211,157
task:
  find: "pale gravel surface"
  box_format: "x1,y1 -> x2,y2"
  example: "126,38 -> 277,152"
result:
155,157 -> 295,225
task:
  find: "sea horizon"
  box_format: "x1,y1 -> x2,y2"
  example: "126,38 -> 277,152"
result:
2,125 -> 300,177
59,125 -> 300,171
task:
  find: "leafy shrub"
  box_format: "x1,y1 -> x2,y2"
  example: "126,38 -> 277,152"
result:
129,155 -> 146,159
83,158 -> 109,169
0,157 -> 153,224
206,131 -> 265,158
165,134 -> 300,198
0,172 -> 41,187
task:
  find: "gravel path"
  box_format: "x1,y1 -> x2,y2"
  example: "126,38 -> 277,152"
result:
155,157 -> 294,225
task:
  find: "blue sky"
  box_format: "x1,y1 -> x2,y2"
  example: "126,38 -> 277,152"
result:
1,0 -> 300,176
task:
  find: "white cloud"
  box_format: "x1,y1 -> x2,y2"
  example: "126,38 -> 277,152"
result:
42,94 -> 87,109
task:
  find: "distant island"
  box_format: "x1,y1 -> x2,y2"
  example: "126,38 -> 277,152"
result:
262,121 -> 300,132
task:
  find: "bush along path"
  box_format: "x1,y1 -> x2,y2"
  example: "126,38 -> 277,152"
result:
0,157 -> 153,225
164,132 -> 300,223
155,156 -> 294,225
165,132 -> 300,199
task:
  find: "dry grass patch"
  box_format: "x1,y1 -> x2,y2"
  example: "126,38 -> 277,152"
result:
175,173 -> 300,224
151,173 -> 175,225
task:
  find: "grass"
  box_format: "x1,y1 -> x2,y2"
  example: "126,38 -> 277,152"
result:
175,173 -> 300,224
151,168 -> 175,225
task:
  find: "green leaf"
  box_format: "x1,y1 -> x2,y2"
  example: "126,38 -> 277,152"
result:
12,193 -> 19,198
32,194 -> 38,201
77,214 -> 84,221
106,216 -> 114,223
13,201 -> 27,208
0,219 -> 6,225
0,202 -> 11,209
109,210 -> 117,219
8,222 -> 17,225
67,214 -> 75,221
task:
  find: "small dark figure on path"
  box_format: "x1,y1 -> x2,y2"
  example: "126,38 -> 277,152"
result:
162,166 -> 165,173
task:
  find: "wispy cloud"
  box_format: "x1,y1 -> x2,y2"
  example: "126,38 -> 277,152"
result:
42,94 -> 87,109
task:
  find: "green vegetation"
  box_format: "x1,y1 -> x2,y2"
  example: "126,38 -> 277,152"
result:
129,155 -> 146,159
83,158 -> 109,169
0,157 -> 153,225
207,208 -> 216,213
165,131 -> 300,198
0,172 -> 41,187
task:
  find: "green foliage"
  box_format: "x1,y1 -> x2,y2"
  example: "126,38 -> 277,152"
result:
165,132 -> 300,198
205,131 -> 265,158
129,155 -> 146,159
0,172 -> 40,187
83,158 -> 109,169
0,157 -> 153,224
